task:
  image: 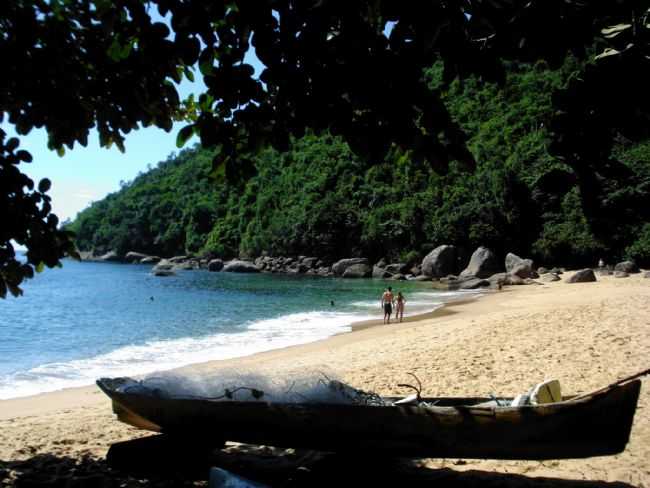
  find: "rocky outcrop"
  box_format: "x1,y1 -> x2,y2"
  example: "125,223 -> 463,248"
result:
565,269 -> 597,283
342,263 -> 372,278
614,261 -> 640,274
385,263 -> 408,275
140,256 -> 161,264
173,260 -> 198,270
614,270 -> 629,278
372,265 -> 391,279
505,253 -> 535,279
223,260 -> 261,273
208,259 -> 223,271
168,255 -> 190,264
302,257 -> 319,268
125,251 -> 149,263
460,247 -> 500,279
332,258 -> 368,276
152,260 -> 174,272
421,245 -> 456,278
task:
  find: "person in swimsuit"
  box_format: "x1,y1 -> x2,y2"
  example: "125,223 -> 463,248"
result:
395,291 -> 406,323
381,287 -> 394,324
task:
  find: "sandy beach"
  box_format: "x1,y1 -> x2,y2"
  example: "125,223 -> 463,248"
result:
1,271 -> 649,487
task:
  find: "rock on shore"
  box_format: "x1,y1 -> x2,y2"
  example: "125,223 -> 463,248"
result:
222,260 -> 260,273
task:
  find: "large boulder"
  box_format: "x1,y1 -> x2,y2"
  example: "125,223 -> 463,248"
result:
168,255 -> 190,263
384,263 -> 408,274
173,260 -> 198,270
614,261 -> 640,274
332,258 -> 368,276
565,269 -> 597,283
372,266 -> 391,279
152,259 -> 173,272
222,260 -> 260,273
342,263 -> 372,278
125,251 -> 149,263
614,270 -> 629,278
505,253 -> 535,279
208,259 -> 224,272
421,245 -> 457,278
460,247 -> 500,279
302,257 -> 319,268
140,256 -> 161,264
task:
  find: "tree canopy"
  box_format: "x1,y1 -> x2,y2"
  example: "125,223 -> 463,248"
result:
1,0 -> 649,296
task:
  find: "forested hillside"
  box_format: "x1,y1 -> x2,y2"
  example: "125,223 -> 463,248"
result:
69,60 -> 650,267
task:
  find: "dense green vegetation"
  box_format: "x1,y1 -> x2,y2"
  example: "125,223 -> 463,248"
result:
70,59 -> 650,268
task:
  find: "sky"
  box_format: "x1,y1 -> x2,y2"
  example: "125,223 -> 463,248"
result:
2,10 -> 264,224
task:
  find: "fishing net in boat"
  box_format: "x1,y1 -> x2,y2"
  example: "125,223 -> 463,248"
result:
114,370 -> 388,406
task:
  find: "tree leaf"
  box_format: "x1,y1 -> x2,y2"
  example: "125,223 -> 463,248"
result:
16,150 -> 33,162
176,125 -> 194,148
38,178 -> 52,193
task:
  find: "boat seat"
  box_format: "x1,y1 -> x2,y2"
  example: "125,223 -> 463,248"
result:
476,379 -> 562,408
530,379 -> 562,404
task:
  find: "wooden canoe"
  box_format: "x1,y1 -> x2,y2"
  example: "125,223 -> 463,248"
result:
96,376 -> 642,460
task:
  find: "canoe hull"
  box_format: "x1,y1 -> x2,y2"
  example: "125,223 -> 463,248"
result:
97,378 -> 641,460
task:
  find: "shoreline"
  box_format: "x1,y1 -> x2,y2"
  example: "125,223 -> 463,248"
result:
2,272 -> 649,485
0,289 -> 482,415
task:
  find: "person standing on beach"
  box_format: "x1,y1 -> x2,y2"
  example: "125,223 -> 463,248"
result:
381,287 -> 395,324
395,291 -> 406,323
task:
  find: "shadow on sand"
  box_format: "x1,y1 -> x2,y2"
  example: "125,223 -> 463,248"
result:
0,436 -> 637,487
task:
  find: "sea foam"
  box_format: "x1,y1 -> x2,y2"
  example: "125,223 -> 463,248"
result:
0,310 -> 372,400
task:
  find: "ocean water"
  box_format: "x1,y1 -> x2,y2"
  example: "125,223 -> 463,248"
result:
0,258 -> 474,399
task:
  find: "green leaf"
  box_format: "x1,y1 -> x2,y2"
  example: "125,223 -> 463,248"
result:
184,66 -> 195,82
7,138 -> 19,152
7,283 -> 23,298
35,262 -> 45,273
176,125 -> 194,148
16,150 -> 33,162
38,178 -> 52,193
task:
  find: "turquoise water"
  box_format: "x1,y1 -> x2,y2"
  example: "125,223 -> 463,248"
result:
0,258 -> 472,399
